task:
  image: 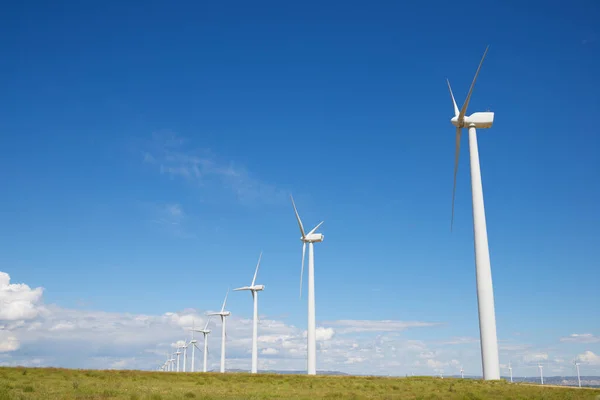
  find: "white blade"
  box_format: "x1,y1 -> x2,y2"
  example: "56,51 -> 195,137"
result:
451,126 -> 461,232
221,289 -> 229,312
446,79 -> 459,117
290,195 -> 306,237
251,251 -> 262,286
458,46 -> 489,122
233,286 -> 252,291
307,221 -> 324,236
300,242 -> 306,298
203,316 -> 211,331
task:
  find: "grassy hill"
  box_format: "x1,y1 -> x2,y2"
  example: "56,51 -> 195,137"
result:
1,367 -> 599,399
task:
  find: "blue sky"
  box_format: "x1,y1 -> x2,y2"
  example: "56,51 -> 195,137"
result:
1,0 -> 599,376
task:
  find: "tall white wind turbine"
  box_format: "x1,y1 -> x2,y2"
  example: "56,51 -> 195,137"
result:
234,252 -> 265,374
192,317 -> 210,372
508,361 -> 513,383
446,46 -> 500,380
575,361 -> 581,388
291,195 -> 324,376
538,363 -> 544,385
207,290 -> 231,373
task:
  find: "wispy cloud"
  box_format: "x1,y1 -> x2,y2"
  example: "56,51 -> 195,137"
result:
323,320 -> 443,334
144,202 -> 194,238
142,131 -> 285,205
575,351 -> 600,366
560,333 -> 600,344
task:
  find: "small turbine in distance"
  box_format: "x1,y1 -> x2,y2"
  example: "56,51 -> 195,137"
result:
234,252 -> 265,374
291,194 -> 324,376
207,290 -> 231,373
446,46 -> 500,380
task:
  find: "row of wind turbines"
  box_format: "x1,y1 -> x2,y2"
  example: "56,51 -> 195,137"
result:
157,194 -> 323,375
161,46 -> 506,380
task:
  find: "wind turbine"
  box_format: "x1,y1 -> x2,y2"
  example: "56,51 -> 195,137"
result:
460,366 -> 464,379
290,195 -> 324,376
195,317 -> 212,373
508,361 -> 513,383
207,290 -> 231,373
188,320 -> 198,373
234,252 -> 265,374
175,344 -> 182,372
182,339 -> 189,372
575,361 -> 581,388
446,46 -> 500,380
538,363 -> 544,385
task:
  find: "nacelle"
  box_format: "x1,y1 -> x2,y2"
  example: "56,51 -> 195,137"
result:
464,112 -> 494,129
252,284 -> 265,291
222,311 -> 231,317
304,233 -> 324,242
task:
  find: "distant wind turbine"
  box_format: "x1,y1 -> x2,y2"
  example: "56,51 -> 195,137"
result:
291,195 -> 324,376
182,339 -> 189,372
538,363 -> 544,385
508,361 -> 513,383
446,46 -> 500,380
234,252 -> 265,374
175,344 -> 182,372
460,366 -> 464,379
189,320 -> 205,373
207,290 -> 231,373
575,361 -> 581,388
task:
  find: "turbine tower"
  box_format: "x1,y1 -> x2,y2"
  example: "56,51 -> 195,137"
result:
207,290 -> 231,373
175,344 -> 182,372
446,46 -> 500,380
538,363 -> 544,385
460,366 -> 464,379
182,339 -> 189,372
291,195 -> 324,376
234,252 -> 265,374
193,317 -> 212,373
508,361 -> 513,383
575,361 -> 581,388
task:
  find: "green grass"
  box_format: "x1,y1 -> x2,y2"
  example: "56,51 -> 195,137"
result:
0,367 -> 598,399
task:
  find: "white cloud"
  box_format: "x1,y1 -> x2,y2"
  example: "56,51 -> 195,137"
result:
522,353 -> 549,363
323,320 -> 442,334
560,333 -> 600,344
0,332 -> 19,352
575,351 -> 600,366
261,348 -> 279,355
0,272 -> 44,321
143,131 -> 285,205
307,327 -> 335,341
3,271 -> 596,376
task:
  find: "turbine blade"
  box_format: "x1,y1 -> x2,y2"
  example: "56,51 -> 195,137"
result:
458,46 -> 489,122
307,221 -> 324,236
451,127 -> 462,232
251,251 -> 262,286
204,316 -> 211,331
446,79 -> 459,117
300,242 -> 306,298
290,195 -> 306,237
221,289 -> 229,312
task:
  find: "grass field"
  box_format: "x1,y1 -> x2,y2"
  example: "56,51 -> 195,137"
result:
1,367 -> 599,399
